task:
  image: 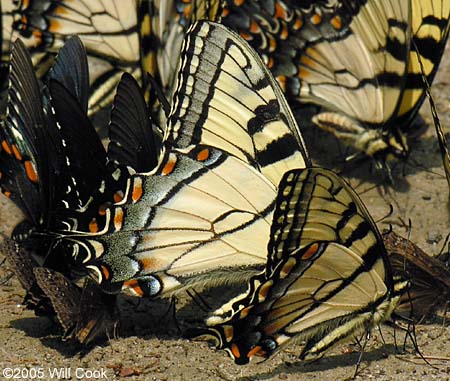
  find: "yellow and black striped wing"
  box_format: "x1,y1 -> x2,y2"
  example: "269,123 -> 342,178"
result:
194,167 -> 403,364
166,21 -> 310,186
1,0 -> 142,114
67,20 -> 310,297
181,1 -> 449,161
397,0 -> 450,125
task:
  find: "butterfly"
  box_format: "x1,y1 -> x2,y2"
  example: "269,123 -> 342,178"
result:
188,167 -> 409,364
383,230 -> 450,323
67,20 -> 310,298
173,0 -> 450,174
0,36 -> 157,336
33,267 -> 117,343
1,0 -> 150,114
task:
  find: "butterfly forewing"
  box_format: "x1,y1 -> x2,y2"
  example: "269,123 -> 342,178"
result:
108,72 -> 158,173
166,21 -> 310,186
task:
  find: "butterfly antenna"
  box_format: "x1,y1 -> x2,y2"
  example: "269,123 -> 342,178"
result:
185,289 -> 211,312
146,72 -> 171,117
157,296 -> 181,333
413,39 -> 450,193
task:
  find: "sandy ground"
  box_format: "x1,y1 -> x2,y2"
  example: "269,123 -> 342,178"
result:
0,41 -> 450,381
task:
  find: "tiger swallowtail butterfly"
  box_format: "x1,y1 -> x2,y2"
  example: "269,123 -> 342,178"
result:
68,20 -> 310,298
1,0 -> 153,114
188,167 -> 408,364
173,0 -> 450,175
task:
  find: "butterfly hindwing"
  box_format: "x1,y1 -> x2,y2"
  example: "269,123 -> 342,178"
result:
0,38 -> 52,226
80,145 -> 277,296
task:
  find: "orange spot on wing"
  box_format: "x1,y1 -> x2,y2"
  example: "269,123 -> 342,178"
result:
240,306 -> 253,318
280,24 -> 288,40
302,243 -> 319,260
2,141 -> 12,155
196,148 -> 210,162
277,75 -> 286,92
280,257 -> 296,278
32,29 -> 42,44
132,180 -> 143,203
234,0 -> 244,5
139,257 -> 158,272
240,31 -> 252,41
259,280 -> 273,301
48,19 -> 61,32
231,343 -> 241,359
11,145 -> 22,160
331,15 -> 342,30
101,265 -> 110,281
20,15 -> 28,28
113,208 -> 124,230
123,280 -> 144,297
247,345 -> 264,359
24,161 -> 38,183
223,325 -> 234,341
267,56 -> 274,69
269,36 -> 276,52
3,190 -> 11,198
98,203 -> 109,216
89,218 -> 99,233
311,13 -> 322,25
183,4 -> 191,18
298,67 -> 310,79
293,17 -> 303,30
113,191 -> 124,203
54,6 -> 67,15
274,3 -> 286,19
221,7 -> 230,17
249,19 -> 260,33
162,157 -> 176,175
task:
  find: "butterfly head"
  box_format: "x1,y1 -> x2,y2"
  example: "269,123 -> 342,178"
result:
379,127 -> 409,162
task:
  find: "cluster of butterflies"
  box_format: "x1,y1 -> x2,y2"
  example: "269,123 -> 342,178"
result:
0,0 -> 449,368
